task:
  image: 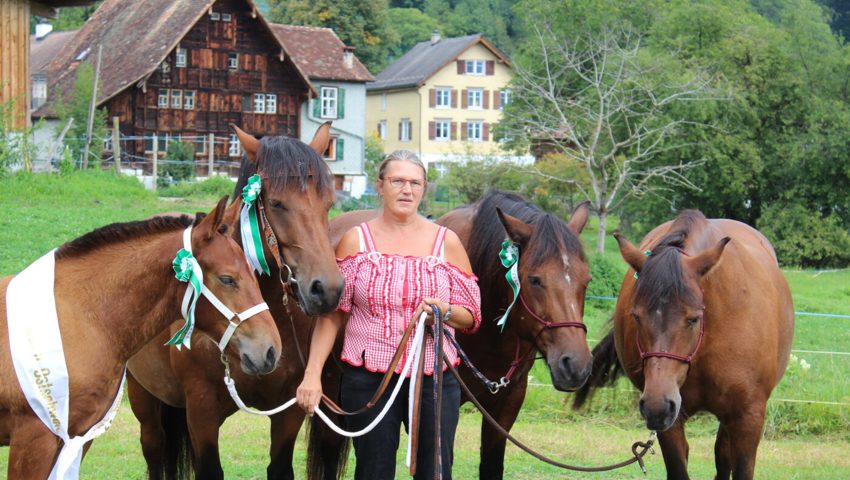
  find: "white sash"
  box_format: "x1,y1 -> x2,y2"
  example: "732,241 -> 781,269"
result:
6,250 -> 125,479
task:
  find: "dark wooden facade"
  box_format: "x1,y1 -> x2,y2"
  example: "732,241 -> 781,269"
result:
104,0 -> 309,172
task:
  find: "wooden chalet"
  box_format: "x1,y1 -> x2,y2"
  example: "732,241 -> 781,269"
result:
35,0 -> 315,173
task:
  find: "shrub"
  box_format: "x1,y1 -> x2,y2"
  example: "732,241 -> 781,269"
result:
158,140 -> 195,188
157,175 -> 234,198
757,203 -> 850,268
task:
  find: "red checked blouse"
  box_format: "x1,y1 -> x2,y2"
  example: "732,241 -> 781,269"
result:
336,222 -> 482,375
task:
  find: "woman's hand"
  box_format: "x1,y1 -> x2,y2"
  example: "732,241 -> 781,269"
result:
296,373 -> 323,416
414,297 -> 450,326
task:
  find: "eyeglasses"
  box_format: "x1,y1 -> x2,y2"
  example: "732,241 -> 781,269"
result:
384,177 -> 425,191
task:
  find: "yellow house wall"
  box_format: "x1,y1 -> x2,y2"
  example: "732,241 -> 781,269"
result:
366,89 -> 421,155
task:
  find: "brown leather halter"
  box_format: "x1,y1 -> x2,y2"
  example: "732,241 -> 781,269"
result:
636,308 -> 705,365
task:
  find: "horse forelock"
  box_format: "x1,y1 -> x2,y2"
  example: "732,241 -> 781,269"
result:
56,215 -> 194,259
234,136 -> 334,199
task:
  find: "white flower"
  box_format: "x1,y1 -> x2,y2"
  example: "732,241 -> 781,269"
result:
800,359 -> 811,370
790,354 -> 798,363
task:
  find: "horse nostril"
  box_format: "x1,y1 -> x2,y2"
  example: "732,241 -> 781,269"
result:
667,398 -> 677,415
266,346 -> 277,366
559,355 -> 572,372
639,398 -> 646,412
310,279 -> 325,298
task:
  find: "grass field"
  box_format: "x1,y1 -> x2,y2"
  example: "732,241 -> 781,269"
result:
0,171 -> 848,478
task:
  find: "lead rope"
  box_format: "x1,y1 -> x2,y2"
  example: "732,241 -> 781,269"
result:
431,304 -> 444,479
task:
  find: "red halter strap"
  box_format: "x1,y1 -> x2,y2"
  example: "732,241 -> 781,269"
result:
635,309 -> 705,365
518,294 -> 587,332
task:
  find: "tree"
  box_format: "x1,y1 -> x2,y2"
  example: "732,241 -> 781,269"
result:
386,8 -> 439,61
54,62 -> 107,169
500,24 -> 719,252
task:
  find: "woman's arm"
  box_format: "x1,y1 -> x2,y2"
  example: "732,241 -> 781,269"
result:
414,229 -> 478,330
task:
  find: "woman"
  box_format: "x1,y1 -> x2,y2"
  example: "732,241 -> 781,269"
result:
296,150 -> 481,479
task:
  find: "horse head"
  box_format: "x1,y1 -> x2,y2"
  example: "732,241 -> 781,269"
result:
497,201 -> 593,391
616,230 -> 730,431
231,123 -> 343,316
190,196 -> 282,374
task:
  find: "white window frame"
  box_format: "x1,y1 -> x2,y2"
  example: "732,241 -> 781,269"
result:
160,61 -> 170,74
227,52 -> 238,71
380,93 -> 387,111
324,137 -> 339,161
175,48 -> 187,67
254,94 -> 266,114
222,12 -> 232,22
378,120 -> 387,140
103,129 -> 113,152
210,11 -> 221,21
158,89 -> 169,108
170,89 -> 182,109
435,120 -> 450,141
195,134 -> 207,155
183,90 -> 195,110
465,59 -> 485,75
467,88 -> 483,110
265,94 -> 277,114
500,89 -> 511,110
435,87 -> 451,109
229,133 -> 241,156
467,121 -> 483,142
400,119 -> 411,142
320,86 -> 338,119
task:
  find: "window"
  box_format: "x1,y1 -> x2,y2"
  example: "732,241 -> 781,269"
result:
222,13 -> 232,22
103,130 -> 113,152
380,93 -> 387,111
183,91 -> 195,110
500,89 -> 511,110
432,161 -> 449,177
323,137 -> 342,161
227,53 -> 238,71
158,89 -> 169,108
400,119 -> 411,142
195,134 -> 207,155
32,75 -> 47,109
465,59 -> 485,75
175,48 -> 187,67
378,120 -> 387,140
229,134 -> 241,156
210,11 -> 221,21
467,88 -> 483,109
435,120 -> 450,141
160,60 -> 170,74
145,132 -> 169,153
171,89 -> 182,109
242,95 -> 252,112
265,94 -> 277,114
435,87 -> 451,109
254,93 -> 266,113
467,121 -> 483,142
321,87 -> 338,119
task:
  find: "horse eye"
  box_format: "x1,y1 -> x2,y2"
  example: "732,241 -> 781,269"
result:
687,316 -> 701,326
632,313 -> 641,324
269,200 -> 287,211
528,276 -> 542,287
219,276 -> 236,288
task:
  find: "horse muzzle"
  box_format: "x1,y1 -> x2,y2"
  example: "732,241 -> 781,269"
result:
549,353 -> 593,392
639,390 -> 681,431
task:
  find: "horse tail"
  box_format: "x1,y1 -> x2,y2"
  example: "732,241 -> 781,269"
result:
573,329 -> 623,409
157,403 -> 193,480
306,412 -> 350,480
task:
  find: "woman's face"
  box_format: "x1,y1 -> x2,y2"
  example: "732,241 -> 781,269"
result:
377,160 -> 427,217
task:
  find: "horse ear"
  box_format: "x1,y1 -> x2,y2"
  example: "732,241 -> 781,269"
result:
685,237 -> 731,277
309,121 -> 332,156
198,196 -> 230,241
230,124 -> 259,164
223,197 -> 242,231
568,201 -> 590,235
496,207 -> 532,245
614,232 -> 647,273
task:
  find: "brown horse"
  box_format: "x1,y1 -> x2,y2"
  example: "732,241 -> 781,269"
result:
126,125 -> 346,480
0,197 -> 281,478
316,190 -> 592,479
576,210 -> 794,480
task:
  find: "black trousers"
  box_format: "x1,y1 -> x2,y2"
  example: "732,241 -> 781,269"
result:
340,363 -> 461,480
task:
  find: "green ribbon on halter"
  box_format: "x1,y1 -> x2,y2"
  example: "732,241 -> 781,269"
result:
496,239 -> 520,332
167,249 -> 203,348
240,174 -> 270,276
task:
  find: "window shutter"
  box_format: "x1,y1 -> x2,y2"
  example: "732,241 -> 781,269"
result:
483,89 -> 489,109
398,122 -> 402,140
336,138 -> 344,160
457,60 -> 465,74
494,90 -> 501,110
451,89 -> 457,108
337,88 -> 345,118
409,122 -> 413,141
313,98 -> 321,118
429,89 -> 436,108
461,89 -> 468,109
461,122 -> 468,140
377,122 -> 381,135
429,121 -> 436,140
483,123 -> 489,141
486,60 -> 495,75
450,122 -> 457,140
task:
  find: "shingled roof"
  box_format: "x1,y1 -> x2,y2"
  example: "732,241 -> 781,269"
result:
35,0 -> 313,117
30,29 -> 78,75
269,24 -> 373,82
367,34 -> 511,92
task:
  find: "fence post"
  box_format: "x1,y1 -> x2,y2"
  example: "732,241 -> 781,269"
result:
208,133 -> 215,177
112,117 -> 121,172
152,135 -> 158,191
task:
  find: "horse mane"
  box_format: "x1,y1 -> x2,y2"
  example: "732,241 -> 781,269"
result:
633,209 -> 708,312
467,190 -> 585,299
56,215 -> 196,259
234,135 -> 333,197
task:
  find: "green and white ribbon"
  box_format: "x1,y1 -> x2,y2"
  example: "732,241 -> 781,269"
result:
167,228 -> 203,349
496,239 -> 521,332
240,174 -> 270,276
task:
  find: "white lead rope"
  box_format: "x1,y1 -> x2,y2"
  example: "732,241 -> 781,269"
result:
224,313 -> 428,440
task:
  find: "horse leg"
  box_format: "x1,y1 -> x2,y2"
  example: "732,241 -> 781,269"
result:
7,417 -> 62,479
267,409 -> 303,480
657,420 -> 690,480
723,404 -> 767,480
477,384 -> 526,480
185,394 -> 226,480
128,373 -> 167,479
713,423 -> 732,480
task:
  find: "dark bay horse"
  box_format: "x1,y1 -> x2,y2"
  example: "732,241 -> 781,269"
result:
0,197 -> 281,478
126,124 -> 346,480
576,210 -> 794,479
319,190 -> 592,479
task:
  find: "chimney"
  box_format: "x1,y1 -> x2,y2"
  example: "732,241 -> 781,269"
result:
343,46 -> 355,69
35,23 -> 53,40
431,30 -> 441,45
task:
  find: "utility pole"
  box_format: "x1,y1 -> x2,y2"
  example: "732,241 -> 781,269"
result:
152,135 -> 158,191
112,117 -> 121,172
208,133 -> 214,176
82,44 -> 103,169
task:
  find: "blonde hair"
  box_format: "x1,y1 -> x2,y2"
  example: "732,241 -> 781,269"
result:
377,150 -> 427,181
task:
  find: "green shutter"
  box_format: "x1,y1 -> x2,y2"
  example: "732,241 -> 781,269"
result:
337,88 -> 345,119
336,137 -> 344,160
313,98 -> 321,118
